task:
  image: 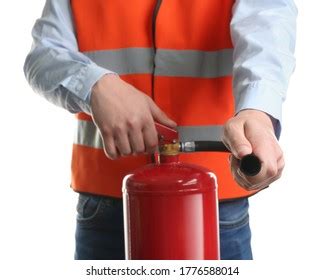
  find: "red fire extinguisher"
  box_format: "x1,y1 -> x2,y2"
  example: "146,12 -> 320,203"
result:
122,123 -> 261,260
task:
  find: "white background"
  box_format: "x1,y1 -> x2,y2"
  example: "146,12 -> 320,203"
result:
0,0 -> 324,279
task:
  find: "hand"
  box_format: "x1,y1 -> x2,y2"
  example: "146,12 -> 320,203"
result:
90,75 -> 177,159
222,109 -> 285,190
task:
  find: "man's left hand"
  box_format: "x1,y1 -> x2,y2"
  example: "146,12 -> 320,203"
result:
222,109 -> 285,190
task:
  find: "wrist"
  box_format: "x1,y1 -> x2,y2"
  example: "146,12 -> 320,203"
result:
90,74 -> 120,109
92,74 -> 120,96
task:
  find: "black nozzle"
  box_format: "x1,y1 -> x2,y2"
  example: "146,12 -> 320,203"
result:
239,154 -> 261,177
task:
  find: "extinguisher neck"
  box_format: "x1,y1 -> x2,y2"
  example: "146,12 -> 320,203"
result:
158,143 -> 180,163
159,154 -> 179,163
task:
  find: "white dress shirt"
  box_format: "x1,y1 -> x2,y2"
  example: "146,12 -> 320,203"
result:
24,0 -> 297,137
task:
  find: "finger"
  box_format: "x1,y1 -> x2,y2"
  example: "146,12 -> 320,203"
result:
230,155 -> 257,189
237,167 -> 269,191
143,120 -> 159,154
128,127 -> 145,155
114,129 -> 132,156
102,135 -> 119,160
230,155 -> 269,191
263,156 -> 285,185
223,121 -> 252,159
244,141 -> 277,184
232,166 -> 254,190
246,169 -> 282,191
148,98 -> 177,128
237,158 -> 284,191
230,122 -> 285,190
244,122 -> 282,177
230,155 -> 253,188
230,154 -> 240,170
278,155 -> 285,172
236,159 -> 274,189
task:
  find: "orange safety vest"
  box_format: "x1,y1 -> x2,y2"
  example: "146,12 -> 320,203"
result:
70,0 -> 259,200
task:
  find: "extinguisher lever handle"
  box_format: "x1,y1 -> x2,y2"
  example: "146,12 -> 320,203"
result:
155,122 -> 179,144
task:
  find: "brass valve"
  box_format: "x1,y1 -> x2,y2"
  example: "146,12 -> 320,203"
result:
159,142 -> 180,156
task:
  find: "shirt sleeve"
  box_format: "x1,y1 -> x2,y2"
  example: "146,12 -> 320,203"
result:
23,0 -> 114,114
231,0 -> 297,137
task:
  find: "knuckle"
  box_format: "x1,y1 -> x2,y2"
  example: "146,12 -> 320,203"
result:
273,141 -> 283,154
223,121 -> 238,138
100,125 -> 112,138
113,124 -> 125,136
266,165 -> 278,177
223,125 -> 231,137
142,117 -> 153,127
144,94 -> 152,102
224,120 -> 236,131
126,117 -> 140,129
147,138 -> 158,149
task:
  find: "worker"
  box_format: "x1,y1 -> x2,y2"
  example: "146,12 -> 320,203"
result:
24,0 -> 297,260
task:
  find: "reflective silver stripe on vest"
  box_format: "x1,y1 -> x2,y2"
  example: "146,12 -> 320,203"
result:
74,120 -> 104,149
155,49 -> 233,78
177,125 -> 224,142
84,48 -> 154,75
74,120 -> 224,149
83,48 -> 233,77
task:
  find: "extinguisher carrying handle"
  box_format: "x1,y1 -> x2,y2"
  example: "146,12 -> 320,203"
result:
180,141 -> 262,177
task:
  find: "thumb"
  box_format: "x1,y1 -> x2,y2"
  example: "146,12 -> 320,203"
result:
223,123 -> 252,159
148,99 -> 177,128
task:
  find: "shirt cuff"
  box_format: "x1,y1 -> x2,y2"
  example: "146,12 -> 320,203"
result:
235,81 -> 284,138
63,63 -> 115,114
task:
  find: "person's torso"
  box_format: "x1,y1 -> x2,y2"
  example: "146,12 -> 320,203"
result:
70,0 -> 260,200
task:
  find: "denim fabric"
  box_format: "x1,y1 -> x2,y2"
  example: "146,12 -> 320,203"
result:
74,193 -> 252,260
219,198 -> 252,260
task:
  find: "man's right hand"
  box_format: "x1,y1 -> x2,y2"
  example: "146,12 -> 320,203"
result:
90,74 -> 177,159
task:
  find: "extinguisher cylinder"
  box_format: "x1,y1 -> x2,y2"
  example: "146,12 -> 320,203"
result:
123,162 -> 220,260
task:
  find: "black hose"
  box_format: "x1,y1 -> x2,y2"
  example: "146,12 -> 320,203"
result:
184,141 -> 261,177
194,141 -> 228,152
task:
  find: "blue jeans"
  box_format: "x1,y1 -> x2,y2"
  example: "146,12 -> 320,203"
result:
75,193 -> 252,260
